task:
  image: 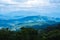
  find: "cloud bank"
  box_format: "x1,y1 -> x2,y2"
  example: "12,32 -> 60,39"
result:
0,0 -> 60,17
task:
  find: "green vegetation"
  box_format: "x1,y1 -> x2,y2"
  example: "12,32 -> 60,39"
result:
0,23 -> 60,40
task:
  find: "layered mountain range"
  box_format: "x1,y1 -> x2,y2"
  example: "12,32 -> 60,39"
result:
0,15 -> 60,31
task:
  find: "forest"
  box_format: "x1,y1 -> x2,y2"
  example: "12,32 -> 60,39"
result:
0,23 -> 60,40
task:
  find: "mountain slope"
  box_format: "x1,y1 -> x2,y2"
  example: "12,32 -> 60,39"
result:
0,15 -> 60,30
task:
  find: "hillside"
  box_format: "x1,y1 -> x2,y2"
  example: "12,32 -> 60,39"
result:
0,15 -> 60,30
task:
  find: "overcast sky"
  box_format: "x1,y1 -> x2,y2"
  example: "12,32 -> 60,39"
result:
0,0 -> 60,17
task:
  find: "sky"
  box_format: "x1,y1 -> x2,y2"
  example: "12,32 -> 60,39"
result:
0,0 -> 60,17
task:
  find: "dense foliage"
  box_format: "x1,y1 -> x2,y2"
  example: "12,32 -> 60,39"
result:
0,23 -> 60,40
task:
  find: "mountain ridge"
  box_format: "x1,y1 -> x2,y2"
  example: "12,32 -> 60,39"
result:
0,15 -> 60,31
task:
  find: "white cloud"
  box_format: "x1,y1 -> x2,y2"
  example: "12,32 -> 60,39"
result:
0,0 -> 51,12
0,0 -> 51,8
0,0 -> 60,17
0,0 -> 18,4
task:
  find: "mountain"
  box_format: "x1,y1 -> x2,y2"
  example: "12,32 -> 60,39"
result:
0,15 -> 60,31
